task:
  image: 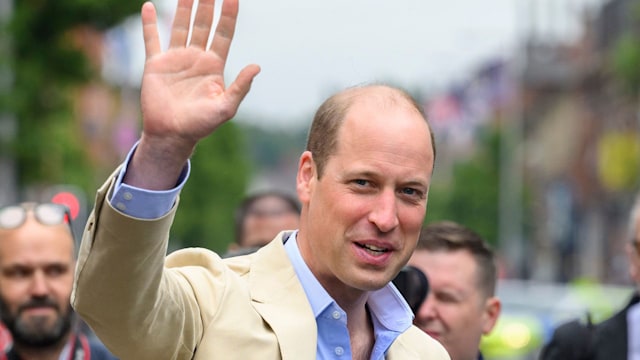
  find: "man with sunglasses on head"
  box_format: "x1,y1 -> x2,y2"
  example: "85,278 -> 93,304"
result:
0,202 -> 117,360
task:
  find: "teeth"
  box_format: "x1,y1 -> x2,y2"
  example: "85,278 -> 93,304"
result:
363,244 -> 387,252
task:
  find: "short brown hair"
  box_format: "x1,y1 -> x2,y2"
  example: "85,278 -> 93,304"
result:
416,221 -> 497,298
306,84 -> 436,178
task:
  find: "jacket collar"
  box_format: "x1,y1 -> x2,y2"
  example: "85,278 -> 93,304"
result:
248,232 -> 425,360
249,232 -> 317,359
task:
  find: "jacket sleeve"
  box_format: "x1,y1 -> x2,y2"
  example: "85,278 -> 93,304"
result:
539,319 -> 594,360
71,172 -> 204,360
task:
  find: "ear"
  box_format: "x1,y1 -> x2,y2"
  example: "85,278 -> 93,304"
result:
481,296 -> 501,335
296,151 -> 316,204
626,243 -> 640,284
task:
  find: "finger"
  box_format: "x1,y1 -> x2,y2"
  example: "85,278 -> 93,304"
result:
141,2 -> 161,59
209,0 -> 238,62
190,0 -> 216,49
169,0 -> 195,48
224,64 -> 261,114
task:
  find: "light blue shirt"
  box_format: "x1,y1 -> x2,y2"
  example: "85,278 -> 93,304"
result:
109,144 -> 414,359
283,231 -> 413,360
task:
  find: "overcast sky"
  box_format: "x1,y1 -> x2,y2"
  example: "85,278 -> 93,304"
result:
103,0 -> 605,128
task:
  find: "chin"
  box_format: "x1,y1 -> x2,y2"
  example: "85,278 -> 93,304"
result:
353,273 -> 392,291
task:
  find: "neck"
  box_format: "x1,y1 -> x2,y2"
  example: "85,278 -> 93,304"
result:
319,283 -> 374,360
346,302 -> 374,360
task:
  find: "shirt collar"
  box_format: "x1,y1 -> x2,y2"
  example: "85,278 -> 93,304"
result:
283,231 -> 413,332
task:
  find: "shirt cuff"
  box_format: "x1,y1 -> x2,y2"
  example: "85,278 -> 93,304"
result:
110,142 -> 190,219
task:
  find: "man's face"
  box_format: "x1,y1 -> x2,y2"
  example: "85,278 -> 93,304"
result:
0,217 -> 75,348
296,96 -> 434,298
409,249 -> 499,360
241,196 -> 300,248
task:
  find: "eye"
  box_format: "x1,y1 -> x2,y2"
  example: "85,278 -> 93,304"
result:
4,267 -> 32,279
400,187 -> 425,200
45,265 -> 68,277
401,188 -> 417,196
435,292 -> 460,304
348,178 -> 377,194
353,179 -> 369,187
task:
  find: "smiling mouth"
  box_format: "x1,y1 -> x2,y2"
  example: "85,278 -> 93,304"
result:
356,243 -> 390,254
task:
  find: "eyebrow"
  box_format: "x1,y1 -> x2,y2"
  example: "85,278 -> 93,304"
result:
347,168 -> 429,187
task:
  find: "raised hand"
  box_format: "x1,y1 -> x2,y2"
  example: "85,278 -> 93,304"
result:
125,0 -> 260,189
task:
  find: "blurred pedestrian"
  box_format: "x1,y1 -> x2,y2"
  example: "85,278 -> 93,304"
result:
408,221 -> 501,360
540,192 -> 640,360
224,191 -> 300,257
70,0 -> 451,358
0,202 -> 117,360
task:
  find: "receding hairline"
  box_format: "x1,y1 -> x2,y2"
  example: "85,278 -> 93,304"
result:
305,83 -> 436,179
333,84 -> 425,114
324,84 -> 435,153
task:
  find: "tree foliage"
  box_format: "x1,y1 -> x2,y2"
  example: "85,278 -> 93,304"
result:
0,0 -> 263,253
171,123 -> 252,253
610,1 -> 640,96
426,127 -> 523,248
0,0 -> 145,194
242,123 -> 307,167
611,34 -> 640,96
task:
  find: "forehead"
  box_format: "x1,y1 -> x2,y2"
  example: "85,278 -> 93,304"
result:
250,196 -> 292,209
335,96 -> 433,169
0,219 -> 73,265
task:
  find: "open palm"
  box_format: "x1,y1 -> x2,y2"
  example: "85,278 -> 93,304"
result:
139,0 -> 260,148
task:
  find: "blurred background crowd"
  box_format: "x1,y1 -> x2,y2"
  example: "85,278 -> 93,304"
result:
1,0 -> 639,358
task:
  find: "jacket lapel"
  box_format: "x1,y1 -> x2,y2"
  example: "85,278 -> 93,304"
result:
250,233 -> 317,359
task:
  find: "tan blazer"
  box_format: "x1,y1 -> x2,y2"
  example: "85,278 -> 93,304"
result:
72,174 -> 450,360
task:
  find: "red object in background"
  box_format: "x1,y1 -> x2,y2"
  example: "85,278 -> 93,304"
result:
0,323 -> 12,351
51,192 -> 81,221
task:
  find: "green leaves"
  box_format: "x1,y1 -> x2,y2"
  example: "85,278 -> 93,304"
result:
0,0 -> 144,194
611,34 -> 640,96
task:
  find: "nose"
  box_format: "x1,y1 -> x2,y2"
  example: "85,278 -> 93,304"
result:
368,190 -> 399,233
29,271 -> 50,297
415,294 -> 437,323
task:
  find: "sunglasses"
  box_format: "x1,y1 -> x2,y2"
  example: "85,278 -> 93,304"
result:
0,202 -> 71,230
